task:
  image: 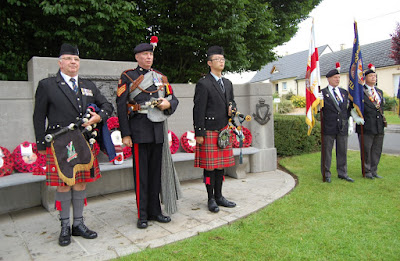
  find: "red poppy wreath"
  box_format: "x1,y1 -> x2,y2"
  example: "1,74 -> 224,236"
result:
168,130 -> 179,154
0,146 -> 14,177
180,131 -> 196,153
231,127 -> 252,148
12,141 -> 46,173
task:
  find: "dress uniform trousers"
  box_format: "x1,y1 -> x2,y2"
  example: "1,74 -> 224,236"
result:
132,143 -> 163,220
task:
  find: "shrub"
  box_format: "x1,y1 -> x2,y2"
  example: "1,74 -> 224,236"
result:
383,95 -> 397,111
290,95 -> 306,108
276,99 -> 294,114
282,91 -> 295,100
274,114 -> 321,157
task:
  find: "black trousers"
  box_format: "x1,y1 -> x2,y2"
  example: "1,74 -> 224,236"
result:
132,143 -> 162,220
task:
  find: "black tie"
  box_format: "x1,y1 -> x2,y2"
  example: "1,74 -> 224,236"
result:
70,78 -> 79,94
217,79 -> 225,93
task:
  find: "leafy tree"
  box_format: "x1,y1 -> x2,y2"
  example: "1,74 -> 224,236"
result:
390,22 -> 400,64
137,0 -> 321,82
0,0 -> 146,80
1,0 -> 321,82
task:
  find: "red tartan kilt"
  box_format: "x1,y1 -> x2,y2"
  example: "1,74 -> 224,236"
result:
45,147 -> 101,186
194,126 -> 235,169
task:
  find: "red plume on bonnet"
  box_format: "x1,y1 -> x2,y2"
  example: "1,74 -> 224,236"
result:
336,62 -> 341,73
150,36 -> 158,50
368,63 -> 375,72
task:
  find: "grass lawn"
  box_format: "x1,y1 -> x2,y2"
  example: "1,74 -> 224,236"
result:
118,151 -> 400,260
385,110 -> 400,125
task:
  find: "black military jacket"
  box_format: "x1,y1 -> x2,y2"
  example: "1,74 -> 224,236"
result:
193,73 -> 235,137
116,66 -> 179,144
33,71 -> 113,150
356,86 -> 385,135
321,86 -> 351,136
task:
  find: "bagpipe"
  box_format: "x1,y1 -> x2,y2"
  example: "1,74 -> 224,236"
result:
44,105 -> 107,186
220,101 -> 251,164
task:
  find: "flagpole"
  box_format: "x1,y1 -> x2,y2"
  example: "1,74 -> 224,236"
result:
360,125 -> 366,177
319,86 -> 326,182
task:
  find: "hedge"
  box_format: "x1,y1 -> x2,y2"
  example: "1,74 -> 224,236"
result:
274,114 -> 321,157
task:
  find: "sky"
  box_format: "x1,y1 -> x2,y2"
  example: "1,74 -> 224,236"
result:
274,0 -> 400,55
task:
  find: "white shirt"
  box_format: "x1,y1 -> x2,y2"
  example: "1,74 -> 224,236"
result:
60,71 -> 78,91
328,85 -> 342,103
365,84 -> 381,103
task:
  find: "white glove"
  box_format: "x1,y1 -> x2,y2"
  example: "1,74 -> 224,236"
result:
316,92 -> 323,100
350,108 -> 365,125
348,116 -> 354,135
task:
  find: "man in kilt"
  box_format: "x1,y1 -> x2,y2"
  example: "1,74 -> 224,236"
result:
193,46 -> 236,213
33,44 -> 113,246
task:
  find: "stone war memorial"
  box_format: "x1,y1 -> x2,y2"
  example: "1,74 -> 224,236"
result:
0,57 -> 276,214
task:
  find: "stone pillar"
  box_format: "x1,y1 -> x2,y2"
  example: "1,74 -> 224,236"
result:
247,83 -> 277,173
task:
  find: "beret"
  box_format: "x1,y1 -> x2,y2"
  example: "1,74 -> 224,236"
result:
59,43 -> 79,56
326,68 -> 339,78
134,43 -> 153,54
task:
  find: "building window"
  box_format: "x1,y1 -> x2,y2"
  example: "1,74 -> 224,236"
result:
282,82 -> 287,91
275,84 -> 278,93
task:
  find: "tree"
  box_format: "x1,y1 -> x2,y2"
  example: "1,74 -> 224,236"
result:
137,0 -> 321,82
1,0 -> 321,82
0,0 -> 146,80
390,22 -> 400,64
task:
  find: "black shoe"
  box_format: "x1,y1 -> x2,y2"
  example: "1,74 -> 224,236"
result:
338,176 -> 354,182
365,175 -> 374,179
148,214 -> 171,223
208,198 -> 220,213
216,196 -> 236,208
373,174 -> 383,179
72,223 -> 98,239
325,177 -> 331,183
58,226 -> 71,247
137,220 -> 148,229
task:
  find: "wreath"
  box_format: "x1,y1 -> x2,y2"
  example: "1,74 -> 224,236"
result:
180,131 -> 196,153
231,127 -> 252,148
0,146 -> 14,177
123,146 -> 132,159
168,130 -> 179,154
107,116 -> 120,131
11,141 -> 46,173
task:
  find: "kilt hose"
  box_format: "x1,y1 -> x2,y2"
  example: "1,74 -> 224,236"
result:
45,147 -> 101,186
194,126 -> 235,169
132,143 -> 163,221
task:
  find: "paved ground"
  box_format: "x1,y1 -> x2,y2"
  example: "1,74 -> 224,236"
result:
0,170 -> 295,261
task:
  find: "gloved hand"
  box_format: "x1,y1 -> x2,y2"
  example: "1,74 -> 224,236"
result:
348,116 -> 354,135
350,108 -> 365,125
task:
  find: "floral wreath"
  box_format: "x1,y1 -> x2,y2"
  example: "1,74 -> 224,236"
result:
123,146 -> 132,159
180,131 -> 196,153
11,141 -> 46,173
231,127 -> 252,148
168,130 -> 179,154
107,116 -> 120,131
0,146 -> 14,177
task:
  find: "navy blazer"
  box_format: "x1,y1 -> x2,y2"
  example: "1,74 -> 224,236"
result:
33,71 -> 113,150
321,86 -> 350,135
193,73 -> 235,137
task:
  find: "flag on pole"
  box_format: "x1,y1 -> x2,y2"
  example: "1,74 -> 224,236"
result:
305,19 -> 322,136
348,21 -> 364,117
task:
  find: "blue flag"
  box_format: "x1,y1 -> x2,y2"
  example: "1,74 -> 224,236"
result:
348,21 -> 364,117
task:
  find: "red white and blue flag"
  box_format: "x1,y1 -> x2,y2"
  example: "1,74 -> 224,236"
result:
348,21 -> 364,117
305,19 -> 322,136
